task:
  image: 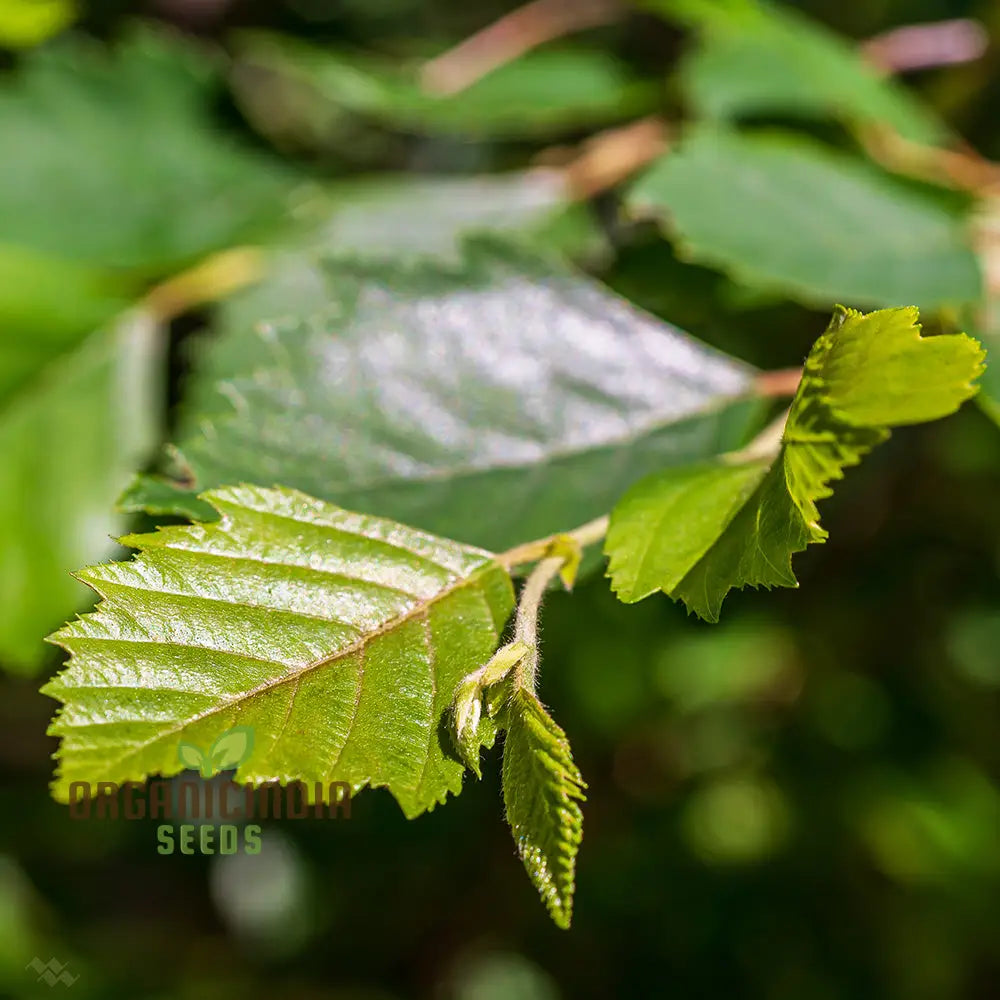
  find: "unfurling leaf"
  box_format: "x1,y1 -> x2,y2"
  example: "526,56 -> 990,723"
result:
450,640 -> 530,776
43,485 -> 514,818
606,306 -> 984,618
503,688 -> 586,930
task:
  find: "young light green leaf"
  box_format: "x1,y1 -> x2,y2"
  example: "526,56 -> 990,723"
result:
0,311 -> 163,673
450,640 -> 531,776
628,128 -> 982,309
43,485 -> 514,818
119,240 -> 762,554
502,688 -> 586,930
607,306 -> 984,619
606,459 -> 771,604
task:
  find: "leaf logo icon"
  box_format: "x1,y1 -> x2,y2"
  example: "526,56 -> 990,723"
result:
177,726 -> 254,778
209,726 -> 254,774
177,742 -> 208,775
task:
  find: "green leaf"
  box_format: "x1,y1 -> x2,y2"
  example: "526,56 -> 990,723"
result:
292,171 -> 605,264
605,458 -> 771,604
0,26 -> 290,275
502,688 -> 586,930
628,128 -> 982,309
43,485 -> 515,818
606,306 -> 984,618
123,240 -> 763,553
0,311 -> 163,672
0,246 -> 135,396
676,0 -> 946,144
234,33 -> 656,141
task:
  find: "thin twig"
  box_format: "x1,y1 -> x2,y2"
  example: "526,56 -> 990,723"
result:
860,125 -> 1000,196
754,367 -> 802,399
561,116 -> 670,199
499,514 -> 609,571
852,18 -> 999,196
421,0 -> 623,96
143,247 -> 264,323
861,18 -> 987,73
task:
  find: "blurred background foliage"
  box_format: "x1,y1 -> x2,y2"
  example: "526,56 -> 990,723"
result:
2,0 -> 1000,997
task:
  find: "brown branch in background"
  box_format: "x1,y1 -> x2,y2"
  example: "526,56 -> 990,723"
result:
861,124 -> 1000,197
854,18 -> 1000,197
421,0 -> 624,96
754,368 -> 803,400
560,116 -> 670,199
861,18 -> 988,74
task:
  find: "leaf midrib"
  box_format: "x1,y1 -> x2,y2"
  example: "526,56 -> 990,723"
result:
59,557 -> 502,785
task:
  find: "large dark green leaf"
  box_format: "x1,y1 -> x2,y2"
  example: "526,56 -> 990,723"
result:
292,171 -> 604,264
123,240 -> 762,551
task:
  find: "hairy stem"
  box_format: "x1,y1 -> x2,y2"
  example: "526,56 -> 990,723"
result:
512,555 -> 566,692
499,514 -> 609,570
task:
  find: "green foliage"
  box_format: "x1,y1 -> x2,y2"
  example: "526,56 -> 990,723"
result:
7,0 -> 1000,957
606,307 -> 984,617
290,171 -> 602,263
502,687 -> 586,930
0,245 -> 133,345
0,312 -> 163,672
0,26 -> 290,276
235,33 -> 655,141
44,485 -> 514,817
122,241 -> 762,552
629,128 -> 982,308
676,0 -> 946,143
